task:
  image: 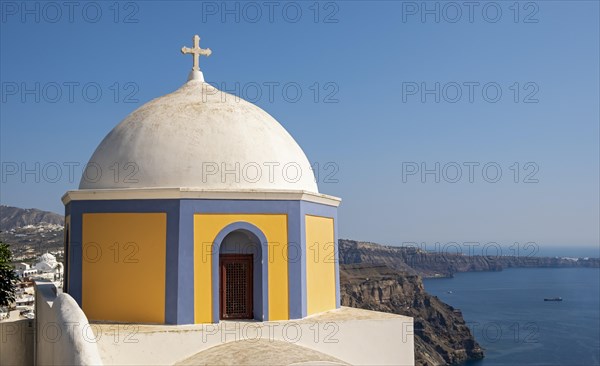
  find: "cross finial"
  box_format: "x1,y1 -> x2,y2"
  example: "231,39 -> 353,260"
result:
181,35 -> 211,73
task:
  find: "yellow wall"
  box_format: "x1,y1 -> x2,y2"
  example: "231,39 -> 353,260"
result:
305,215 -> 336,315
82,213 -> 166,323
193,214 -> 288,323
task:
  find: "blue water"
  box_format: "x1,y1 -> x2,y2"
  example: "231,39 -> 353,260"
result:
423,268 -> 600,366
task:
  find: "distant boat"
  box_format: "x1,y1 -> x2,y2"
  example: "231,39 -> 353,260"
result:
544,297 -> 563,301
446,291 -> 454,294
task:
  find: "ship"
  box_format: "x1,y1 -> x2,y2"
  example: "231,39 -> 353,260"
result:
544,297 -> 563,301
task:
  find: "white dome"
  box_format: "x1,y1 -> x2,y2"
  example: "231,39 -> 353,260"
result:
79,80 -> 318,193
39,253 -> 56,263
36,253 -> 58,272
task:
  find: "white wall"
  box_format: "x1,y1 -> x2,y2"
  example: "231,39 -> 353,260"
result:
0,319 -> 34,365
34,281 -> 103,365
6,285 -> 415,365
95,308 -> 414,366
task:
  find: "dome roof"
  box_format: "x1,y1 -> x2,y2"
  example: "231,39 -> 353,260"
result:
79,80 -> 318,193
39,253 -> 56,263
36,253 -> 58,271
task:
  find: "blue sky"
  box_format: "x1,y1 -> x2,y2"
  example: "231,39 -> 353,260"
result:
1,1 -> 598,252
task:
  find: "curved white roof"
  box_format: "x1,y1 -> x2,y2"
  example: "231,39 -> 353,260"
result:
39,253 -> 56,262
79,80 -> 318,193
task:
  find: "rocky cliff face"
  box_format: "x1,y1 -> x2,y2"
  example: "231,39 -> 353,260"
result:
340,264 -> 484,366
338,239 -> 599,365
339,239 -> 599,278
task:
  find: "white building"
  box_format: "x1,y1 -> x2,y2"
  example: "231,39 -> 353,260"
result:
15,263 -> 38,278
3,36 -> 415,366
33,253 -> 63,282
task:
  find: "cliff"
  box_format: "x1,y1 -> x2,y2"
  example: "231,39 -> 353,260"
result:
338,239 -> 599,365
340,264 -> 484,366
339,239 -> 599,278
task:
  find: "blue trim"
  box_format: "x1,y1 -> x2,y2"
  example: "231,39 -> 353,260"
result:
164,204 -> 181,324
65,200 -> 180,323
286,201 -> 303,319
67,203 -> 82,305
179,199 -> 306,321
219,229 -> 264,321
64,198 -> 338,324
210,222 -> 269,323
63,204 -> 70,293
177,204 -> 195,324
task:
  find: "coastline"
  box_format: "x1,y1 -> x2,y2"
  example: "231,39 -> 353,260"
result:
423,267 -> 600,366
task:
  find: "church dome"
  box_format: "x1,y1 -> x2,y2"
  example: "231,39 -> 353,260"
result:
79,79 -> 318,193
36,253 -> 58,272
39,253 -> 56,263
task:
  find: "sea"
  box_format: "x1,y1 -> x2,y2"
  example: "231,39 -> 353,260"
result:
423,266 -> 600,365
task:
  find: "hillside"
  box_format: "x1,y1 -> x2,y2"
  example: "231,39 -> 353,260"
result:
340,264 -> 484,365
0,205 -> 64,260
339,239 -> 599,278
0,205 -> 64,231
